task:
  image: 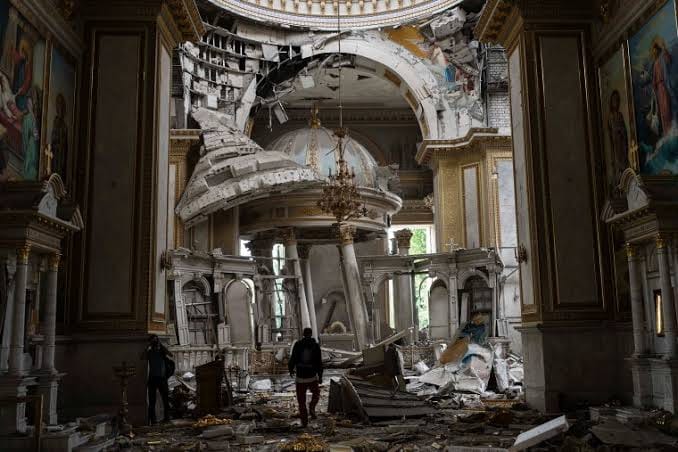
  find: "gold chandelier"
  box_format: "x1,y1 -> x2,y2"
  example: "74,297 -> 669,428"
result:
317,2 -> 367,226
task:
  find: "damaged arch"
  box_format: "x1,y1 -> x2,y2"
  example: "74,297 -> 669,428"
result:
252,35 -> 441,140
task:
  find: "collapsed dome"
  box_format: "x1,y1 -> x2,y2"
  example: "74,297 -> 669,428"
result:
267,125 -> 378,188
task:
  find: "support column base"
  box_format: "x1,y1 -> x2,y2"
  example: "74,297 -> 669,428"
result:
648,358 -> 678,413
518,323 -> 632,413
626,356 -> 653,409
36,371 -> 65,426
0,375 -> 37,435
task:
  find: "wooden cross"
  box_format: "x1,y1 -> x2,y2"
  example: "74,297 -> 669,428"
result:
44,144 -> 53,176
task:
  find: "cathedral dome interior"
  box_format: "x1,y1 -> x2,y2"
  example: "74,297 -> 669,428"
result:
267,116 -> 379,187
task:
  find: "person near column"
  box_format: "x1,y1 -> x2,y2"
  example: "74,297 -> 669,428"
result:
142,335 -> 173,424
288,327 -> 322,427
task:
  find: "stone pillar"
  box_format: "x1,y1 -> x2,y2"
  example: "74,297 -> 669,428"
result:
657,235 -> 677,359
626,244 -> 647,356
42,254 -> 60,371
394,229 -> 414,343
476,0 -> 620,411
9,246 -> 30,376
298,245 -> 319,340
282,229 -> 311,331
339,225 -> 369,350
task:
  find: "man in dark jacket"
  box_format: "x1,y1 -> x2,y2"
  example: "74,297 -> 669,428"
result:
288,328 -> 323,427
142,335 -> 172,424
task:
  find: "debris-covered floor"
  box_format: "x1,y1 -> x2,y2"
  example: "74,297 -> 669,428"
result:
100,372 -> 678,452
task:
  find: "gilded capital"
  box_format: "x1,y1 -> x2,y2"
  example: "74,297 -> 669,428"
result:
16,245 -> 31,265
656,234 -> 667,250
339,225 -> 356,245
297,244 -> 312,260
394,228 -> 413,249
280,228 -> 297,246
48,254 -> 61,271
625,243 -> 636,259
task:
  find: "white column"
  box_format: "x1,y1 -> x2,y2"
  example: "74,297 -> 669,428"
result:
394,229 -> 414,343
42,254 -> 60,372
282,229 -> 311,331
9,245 -> 30,376
626,244 -> 646,356
339,225 -> 369,350
0,257 -> 17,371
657,235 -> 677,359
299,245 -> 319,340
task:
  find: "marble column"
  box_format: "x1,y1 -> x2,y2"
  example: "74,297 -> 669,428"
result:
339,225 -> 369,350
0,257 -> 17,372
282,229 -> 311,331
9,245 -> 30,376
42,254 -> 60,372
626,244 -> 647,356
247,238 -> 275,343
657,235 -> 677,359
298,245 -> 319,340
394,229 -> 414,343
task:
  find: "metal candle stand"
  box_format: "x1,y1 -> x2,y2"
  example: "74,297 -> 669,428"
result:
113,361 -> 137,436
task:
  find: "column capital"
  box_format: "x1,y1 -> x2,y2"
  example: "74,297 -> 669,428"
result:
280,228 -> 297,246
656,234 -> 667,250
339,225 -> 356,245
394,228 -> 413,249
48,254 -> 61,271
16,245 -> 31,265
625,243 -> 637,259
297,244 -> 312,259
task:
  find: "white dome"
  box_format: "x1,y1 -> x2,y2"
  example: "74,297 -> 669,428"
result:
267,126 -> 378,187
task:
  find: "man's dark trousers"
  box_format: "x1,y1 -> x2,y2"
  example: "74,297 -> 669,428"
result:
295,380 -> 320,426
148,376 -> 170,423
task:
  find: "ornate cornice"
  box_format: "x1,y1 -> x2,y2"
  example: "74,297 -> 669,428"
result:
257,108 -> 417,125
475,0 -> 595,47
474,0 -> 515,45
208,0 -> 465,31
166,0 -> 205,42
416,127 -> 511,165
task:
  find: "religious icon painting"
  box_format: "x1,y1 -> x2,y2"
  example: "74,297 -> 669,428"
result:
46,45 -> 76,181
628,0 -> 678,175
599,47 -> 633,190
0,2 -> 46,182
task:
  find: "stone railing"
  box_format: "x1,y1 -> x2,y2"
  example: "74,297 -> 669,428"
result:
168,345 -> 219,374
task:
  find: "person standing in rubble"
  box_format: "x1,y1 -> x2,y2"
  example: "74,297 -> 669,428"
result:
288,327 -> 323,427
142,334 -> 173,425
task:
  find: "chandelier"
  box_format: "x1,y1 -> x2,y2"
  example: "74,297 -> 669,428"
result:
317,3 -> 367,225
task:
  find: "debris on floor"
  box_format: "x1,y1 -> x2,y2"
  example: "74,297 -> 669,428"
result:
90,331 -> 678,451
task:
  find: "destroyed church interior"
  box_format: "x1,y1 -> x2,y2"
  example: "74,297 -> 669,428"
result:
2,0 -> 678,450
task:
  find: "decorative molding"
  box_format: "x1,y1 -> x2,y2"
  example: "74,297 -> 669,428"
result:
416,128 -> 510,165
165,0 -> 205,42
209,0 -> 465,31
